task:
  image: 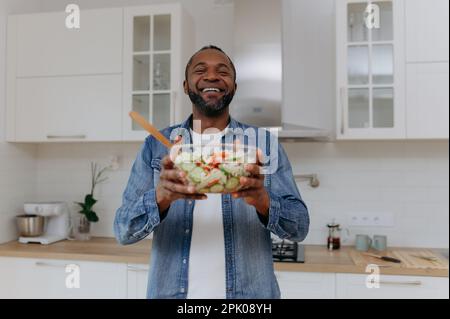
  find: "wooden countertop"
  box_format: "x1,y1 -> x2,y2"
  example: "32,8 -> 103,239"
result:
0,237 -> 448,277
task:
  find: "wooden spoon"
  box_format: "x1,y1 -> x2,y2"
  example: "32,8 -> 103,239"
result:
129,111 -> 173,148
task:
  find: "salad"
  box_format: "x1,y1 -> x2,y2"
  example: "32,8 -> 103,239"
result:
172,144 -> 256,193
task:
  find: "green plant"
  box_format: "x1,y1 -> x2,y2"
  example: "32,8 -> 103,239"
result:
76,162 -> 109,223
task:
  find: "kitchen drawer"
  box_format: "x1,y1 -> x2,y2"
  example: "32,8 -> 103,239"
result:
127,263 -> 149,299
336,273 -> 449,299
275,271 -> 336,299
0,257 -> 127,299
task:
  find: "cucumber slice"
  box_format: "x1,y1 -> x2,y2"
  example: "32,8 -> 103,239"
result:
198,187 -> 210,193
225,177 -> 240,190
210,184 -> 224,193
181,162 -> 196,172
188,167 -> 205,183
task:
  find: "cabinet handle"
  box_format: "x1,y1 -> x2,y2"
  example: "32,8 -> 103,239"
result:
127,265 -> 148,272
35,261 -> 67,268
379,280 -> 422,287
340,87 -> 347,135
47,135 -> 86,139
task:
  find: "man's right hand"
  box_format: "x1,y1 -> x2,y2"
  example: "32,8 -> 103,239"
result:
155,155 -> 207,214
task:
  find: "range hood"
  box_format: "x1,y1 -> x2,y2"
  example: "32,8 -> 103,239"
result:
230,0 -> 332,140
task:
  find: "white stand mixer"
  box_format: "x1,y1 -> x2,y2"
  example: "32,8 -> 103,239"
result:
19,202 -> 70,245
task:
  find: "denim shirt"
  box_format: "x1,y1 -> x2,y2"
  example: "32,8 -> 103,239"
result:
114,115 -> 309,299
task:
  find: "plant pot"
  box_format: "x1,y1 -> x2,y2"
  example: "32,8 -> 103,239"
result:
76,214 -> 91,241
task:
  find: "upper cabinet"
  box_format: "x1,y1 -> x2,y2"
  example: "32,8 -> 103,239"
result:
122,4 -> 194,141
6,4 -> 194,143
336,0 -> 406,140
405,0 -> 449,63
16,8 -> 123,77
405,0 -> 449,139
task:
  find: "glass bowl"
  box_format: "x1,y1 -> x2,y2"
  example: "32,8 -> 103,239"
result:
170,143 -> 257,193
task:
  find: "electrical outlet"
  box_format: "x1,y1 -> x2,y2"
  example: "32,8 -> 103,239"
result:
347,213 -> 394,227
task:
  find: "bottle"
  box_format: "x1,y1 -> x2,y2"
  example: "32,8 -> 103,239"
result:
327,220 -> 342,251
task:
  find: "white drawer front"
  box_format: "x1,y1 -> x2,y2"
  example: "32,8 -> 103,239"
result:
275,271 -> 336,299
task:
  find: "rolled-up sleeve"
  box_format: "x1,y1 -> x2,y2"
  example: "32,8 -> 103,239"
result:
261,142 -> 310,242
114,137 -> 162,245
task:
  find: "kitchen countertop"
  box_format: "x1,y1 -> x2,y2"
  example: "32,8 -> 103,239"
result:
0,237 -> 448,277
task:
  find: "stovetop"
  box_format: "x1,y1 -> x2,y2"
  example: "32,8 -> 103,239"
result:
272,240 -> 305,263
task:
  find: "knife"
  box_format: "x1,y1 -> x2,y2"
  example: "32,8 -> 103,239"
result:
363,253 -> 402,263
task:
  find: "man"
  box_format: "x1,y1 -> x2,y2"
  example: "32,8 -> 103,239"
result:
114,45 -> 309,299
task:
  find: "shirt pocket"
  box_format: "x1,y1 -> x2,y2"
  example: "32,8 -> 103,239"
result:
151,158 -> 161,187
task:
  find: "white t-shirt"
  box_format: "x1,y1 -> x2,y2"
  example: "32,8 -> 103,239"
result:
187,128 -> 227,299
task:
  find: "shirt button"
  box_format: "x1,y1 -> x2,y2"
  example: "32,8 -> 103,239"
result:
183,259 -> 187,264
185,229 -> 190,234
188,200 -> 193,205
180,288 -> 185,293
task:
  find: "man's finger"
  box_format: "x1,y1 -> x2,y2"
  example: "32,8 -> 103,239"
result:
232,188 -> 258,199
239,176 -> 264,189
161,155 -> 174,169
162,180 -> 197,194
160,168 -> 187,183
244,164 -> 262,177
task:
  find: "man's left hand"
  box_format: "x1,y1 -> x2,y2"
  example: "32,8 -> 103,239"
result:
232,150 -> 270,217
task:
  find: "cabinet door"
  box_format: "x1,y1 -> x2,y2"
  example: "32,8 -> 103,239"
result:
15,75 -> 122,142
406,63 -> 449,139
275,271 -> 336,299
336,273 -> 449,299
15,8 -> 123,77
336,0 -> 406,139
0,257 -> 127,299
127,264 -> 149,299
123,5 -> 182,141
405,0 -> 449,63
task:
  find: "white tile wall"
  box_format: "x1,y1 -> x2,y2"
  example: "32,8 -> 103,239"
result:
34,140 -> 449,248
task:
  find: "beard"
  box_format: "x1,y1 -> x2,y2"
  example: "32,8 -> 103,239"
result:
188,88 -> 235,118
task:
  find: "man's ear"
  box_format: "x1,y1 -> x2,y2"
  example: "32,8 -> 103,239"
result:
234,82 -> 238,92
183,80 -> 188,95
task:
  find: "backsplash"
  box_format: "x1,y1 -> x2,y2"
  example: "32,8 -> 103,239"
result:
35,140 -> 449,248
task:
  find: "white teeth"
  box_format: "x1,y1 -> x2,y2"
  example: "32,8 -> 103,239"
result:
202,88 -> 221,93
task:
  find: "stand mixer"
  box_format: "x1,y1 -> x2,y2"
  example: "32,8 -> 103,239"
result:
18,202 -> 70,245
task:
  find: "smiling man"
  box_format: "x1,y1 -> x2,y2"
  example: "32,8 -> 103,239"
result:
114,45 -> 309,299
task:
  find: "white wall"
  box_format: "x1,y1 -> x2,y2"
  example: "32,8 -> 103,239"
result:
0,0 -> 44,243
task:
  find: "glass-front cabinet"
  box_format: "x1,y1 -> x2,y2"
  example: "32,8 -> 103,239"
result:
123,4 -> 194,141
336,0 -> 405,139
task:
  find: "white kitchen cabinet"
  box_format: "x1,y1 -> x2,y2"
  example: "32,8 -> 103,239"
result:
127,264 -> 149,299
122,4 -> 194,141
14,75 -> 122,142
406,63 -> 449,139
14,8 -> 123,77
0,257 -> 127,299
336,0 -> 406,139
275,271 -> 336,299
336,273 -> 449,299
405,0 -> 449,63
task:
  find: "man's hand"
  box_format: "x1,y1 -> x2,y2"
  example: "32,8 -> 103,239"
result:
232,149 -> 270,217
156,155 -> 207,214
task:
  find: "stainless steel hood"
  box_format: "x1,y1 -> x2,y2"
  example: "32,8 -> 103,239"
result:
230,0 -> 331,140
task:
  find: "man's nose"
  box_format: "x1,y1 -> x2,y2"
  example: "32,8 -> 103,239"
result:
203,70 -> 219,81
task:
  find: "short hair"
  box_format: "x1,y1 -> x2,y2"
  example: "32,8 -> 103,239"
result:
184,45 -> 236,82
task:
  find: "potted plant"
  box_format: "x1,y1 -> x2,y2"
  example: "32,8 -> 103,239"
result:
75,162 -> 109,240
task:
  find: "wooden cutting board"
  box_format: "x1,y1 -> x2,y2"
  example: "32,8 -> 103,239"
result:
391,250 -> 448,270
350,250 -> 404,268
350,249 -> 448,270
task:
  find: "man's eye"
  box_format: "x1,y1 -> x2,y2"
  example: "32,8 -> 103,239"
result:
194,69 -> 205,74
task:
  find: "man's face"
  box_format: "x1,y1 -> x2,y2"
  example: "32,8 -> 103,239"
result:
184,49 -> 237,117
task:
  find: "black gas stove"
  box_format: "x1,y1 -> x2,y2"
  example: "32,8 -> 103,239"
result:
272,240 -> 305,263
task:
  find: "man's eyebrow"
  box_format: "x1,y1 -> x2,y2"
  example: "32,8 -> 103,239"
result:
191,62 -> 231,69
